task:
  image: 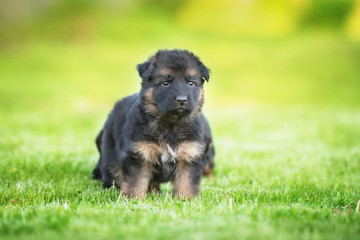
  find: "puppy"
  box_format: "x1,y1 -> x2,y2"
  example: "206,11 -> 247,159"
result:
92,49 -> 215,199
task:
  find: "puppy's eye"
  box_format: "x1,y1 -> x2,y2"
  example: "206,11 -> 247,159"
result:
161,81 -> 171,87
187,81 -> 195,87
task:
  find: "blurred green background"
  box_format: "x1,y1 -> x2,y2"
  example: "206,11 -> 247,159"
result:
2,1 -> 360,239
1,0 -> 360,113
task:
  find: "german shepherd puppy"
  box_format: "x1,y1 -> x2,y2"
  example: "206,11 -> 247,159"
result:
92,49 -> 214,199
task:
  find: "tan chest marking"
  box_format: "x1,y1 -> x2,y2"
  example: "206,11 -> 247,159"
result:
133,141 -> 204,163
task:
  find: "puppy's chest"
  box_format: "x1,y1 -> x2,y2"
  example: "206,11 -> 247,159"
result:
132,141 -> 204,164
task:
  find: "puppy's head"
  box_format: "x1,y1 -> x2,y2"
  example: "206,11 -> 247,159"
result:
138,49 -> 210,121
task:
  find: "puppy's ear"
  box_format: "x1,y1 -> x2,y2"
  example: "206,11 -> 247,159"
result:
199,62 -> 210,82
137,58 -> 155,81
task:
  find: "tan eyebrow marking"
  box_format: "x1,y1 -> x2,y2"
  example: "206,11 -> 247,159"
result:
157,68 -> 173,76
186,68 -> 199,77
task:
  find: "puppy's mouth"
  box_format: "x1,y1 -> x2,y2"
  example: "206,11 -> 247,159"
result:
167,108 -> 191,117
174,108 -> 191,115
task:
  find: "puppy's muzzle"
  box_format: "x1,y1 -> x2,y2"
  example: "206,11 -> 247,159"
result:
176,95 -> 188,106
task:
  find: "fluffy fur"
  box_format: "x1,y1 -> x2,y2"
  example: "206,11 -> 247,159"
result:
92,49 -> 215,199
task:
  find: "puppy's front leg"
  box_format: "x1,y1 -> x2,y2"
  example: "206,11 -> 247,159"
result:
173,160 -> 202,199
121,158 -> 152,198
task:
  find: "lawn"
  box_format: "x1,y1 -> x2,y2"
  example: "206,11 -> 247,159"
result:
1,33 -> 360,239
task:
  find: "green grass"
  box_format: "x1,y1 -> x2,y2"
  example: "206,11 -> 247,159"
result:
1,106 -> 360,240
1,32 -> 360,239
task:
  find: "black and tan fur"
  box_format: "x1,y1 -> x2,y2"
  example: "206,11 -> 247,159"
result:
92,49 -> 215,199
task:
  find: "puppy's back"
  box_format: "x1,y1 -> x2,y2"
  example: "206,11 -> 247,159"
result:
103,93 -> 140,133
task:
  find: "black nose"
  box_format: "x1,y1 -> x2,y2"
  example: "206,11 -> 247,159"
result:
176,95 -> 187,105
